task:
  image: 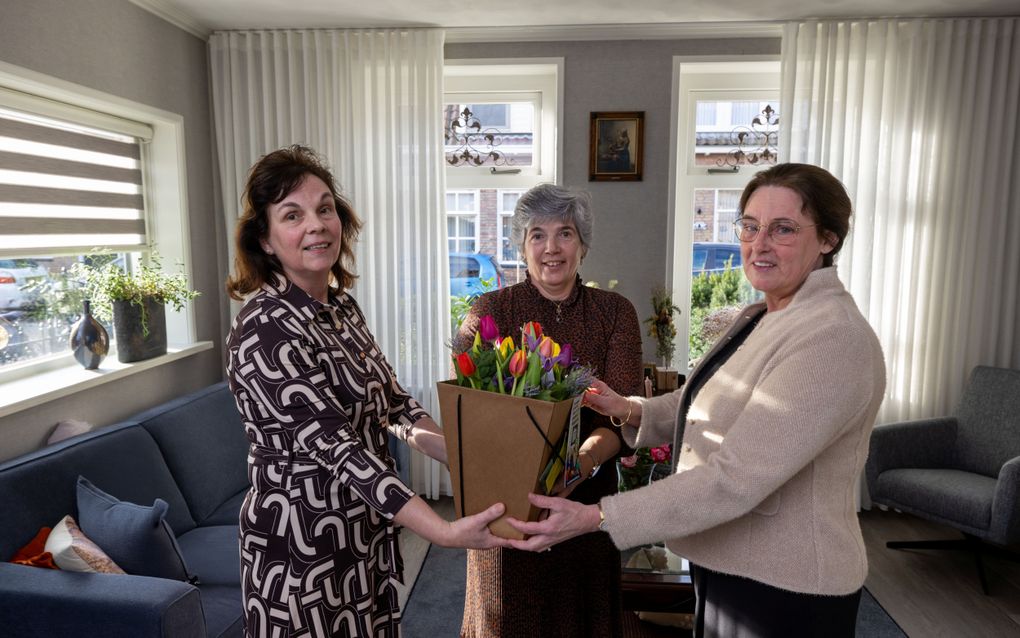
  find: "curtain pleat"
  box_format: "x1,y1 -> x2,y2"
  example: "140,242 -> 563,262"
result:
781,18 -> 1020,424
210,28 -> 449,497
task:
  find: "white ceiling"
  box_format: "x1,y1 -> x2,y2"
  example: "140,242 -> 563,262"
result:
134,0 -> 1018,38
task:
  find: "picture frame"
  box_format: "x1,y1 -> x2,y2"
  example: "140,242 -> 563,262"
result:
589,111 -> 644,181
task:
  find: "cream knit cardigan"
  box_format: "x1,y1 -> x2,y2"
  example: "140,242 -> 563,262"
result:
601,267 -> 885,595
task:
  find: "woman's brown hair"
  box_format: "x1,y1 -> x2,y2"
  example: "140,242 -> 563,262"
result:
226,145 -> 362,300
738,163 -> 852,268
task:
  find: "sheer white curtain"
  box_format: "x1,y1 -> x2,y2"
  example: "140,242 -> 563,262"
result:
210,28 -> 450,497
780,18 -> 1020,424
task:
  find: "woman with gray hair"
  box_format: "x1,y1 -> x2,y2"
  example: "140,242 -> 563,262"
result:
455,182 -> 643,638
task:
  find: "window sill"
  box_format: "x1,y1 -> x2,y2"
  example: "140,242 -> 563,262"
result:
0,342 -> 213,419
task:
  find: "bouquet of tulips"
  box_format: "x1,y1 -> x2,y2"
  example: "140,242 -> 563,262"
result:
452,317 -> 594,402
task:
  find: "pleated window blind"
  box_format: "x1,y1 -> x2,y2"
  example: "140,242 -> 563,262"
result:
0,94 -> 151,258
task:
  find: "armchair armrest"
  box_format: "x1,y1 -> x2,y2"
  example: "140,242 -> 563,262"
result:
0,563 -> 205,638
865,417 -> 958,494
990,456 -> 1020,545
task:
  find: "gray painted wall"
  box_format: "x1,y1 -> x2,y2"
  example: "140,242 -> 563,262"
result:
0,0 -> 225,462
446,38 -> 780,362
0,17 -> 779,462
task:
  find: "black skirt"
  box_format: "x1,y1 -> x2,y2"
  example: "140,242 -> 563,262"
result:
692,564 -> 862,638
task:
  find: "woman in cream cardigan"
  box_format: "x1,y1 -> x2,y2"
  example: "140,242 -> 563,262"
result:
507,163 -> 886,637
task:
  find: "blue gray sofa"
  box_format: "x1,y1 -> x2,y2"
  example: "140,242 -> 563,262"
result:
0,382 -> 248,638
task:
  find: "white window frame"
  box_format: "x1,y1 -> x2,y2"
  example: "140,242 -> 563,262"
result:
666,58 -> 780,372
444,60 -> 562,191
713,189 -> 742,243
496,188 -> 525,265
446,189 -> 480,253
0,59 -> 199,409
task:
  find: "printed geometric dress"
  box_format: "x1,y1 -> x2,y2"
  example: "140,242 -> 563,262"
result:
226,276 -> 424,638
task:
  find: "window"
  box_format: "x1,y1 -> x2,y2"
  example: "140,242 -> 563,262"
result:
671,60 -> 779,371
446,190 -> 479,253
444,60 -> 561,298
465,103 -> 509,129
0,67 -> 193,379
497,189 -> 525,264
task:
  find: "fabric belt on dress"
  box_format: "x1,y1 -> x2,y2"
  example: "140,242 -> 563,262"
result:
249,444 -> 315,465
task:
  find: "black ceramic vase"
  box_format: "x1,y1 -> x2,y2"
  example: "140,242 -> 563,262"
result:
69,300 -> 109,370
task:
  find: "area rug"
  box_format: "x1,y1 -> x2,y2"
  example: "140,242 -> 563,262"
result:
401,546 -> 907,637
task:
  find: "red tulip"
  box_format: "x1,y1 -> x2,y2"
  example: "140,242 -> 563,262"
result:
456,352 -> 476,377
523,321 -> 543,350
508,349 -> 528,377
538,336 -> 555,358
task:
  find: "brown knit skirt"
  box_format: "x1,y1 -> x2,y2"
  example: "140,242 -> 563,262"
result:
460,531 -> 623,638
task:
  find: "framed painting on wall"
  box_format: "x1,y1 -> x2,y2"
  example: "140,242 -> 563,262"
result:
589,111 -> 644,181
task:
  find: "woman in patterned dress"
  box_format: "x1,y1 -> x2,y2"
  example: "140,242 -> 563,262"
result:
225,145 -> 509,638
454,184 -> 644,638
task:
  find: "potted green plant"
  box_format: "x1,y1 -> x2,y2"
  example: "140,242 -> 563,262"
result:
646,286 -> 682,369
70,253 -> 199,363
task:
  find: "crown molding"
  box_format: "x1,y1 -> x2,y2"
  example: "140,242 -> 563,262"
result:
444,21 -> 782,43
128,0 -> 211,40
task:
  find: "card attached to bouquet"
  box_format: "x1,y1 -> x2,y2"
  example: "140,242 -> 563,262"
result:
562,396 -> 584,488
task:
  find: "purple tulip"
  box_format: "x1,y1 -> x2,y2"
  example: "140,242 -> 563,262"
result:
553,343 -> 573,369
479,315 -> 500,344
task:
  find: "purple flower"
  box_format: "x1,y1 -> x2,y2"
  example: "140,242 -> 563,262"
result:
479,315 -> 500,344
553,343 -> 573,369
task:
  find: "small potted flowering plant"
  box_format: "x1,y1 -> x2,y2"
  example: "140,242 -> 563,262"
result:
438,318 -> 595,540
617,443 -> 672,492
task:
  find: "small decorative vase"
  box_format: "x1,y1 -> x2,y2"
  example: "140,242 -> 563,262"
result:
617,460 -> 648,493
113,297 -> 167,363
647,462 -> 671,484
69,300 -> 109,370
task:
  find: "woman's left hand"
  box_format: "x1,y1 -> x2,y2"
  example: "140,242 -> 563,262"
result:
505,493 -> 601,552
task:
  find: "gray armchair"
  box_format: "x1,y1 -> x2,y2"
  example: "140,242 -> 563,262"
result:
866,365 -> 1020,594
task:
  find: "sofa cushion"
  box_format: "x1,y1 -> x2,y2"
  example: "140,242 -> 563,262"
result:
176,525 -> 240,586
0,422 -> 195,561
77,476 -> 192,582
10,527 -> 57,569
201,491 -> 247,527
198,584 -> 244,638
44,514 -> 124,574
138,383 -> 249,525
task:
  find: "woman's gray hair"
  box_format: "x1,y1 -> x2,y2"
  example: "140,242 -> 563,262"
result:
511,183 -> 594,261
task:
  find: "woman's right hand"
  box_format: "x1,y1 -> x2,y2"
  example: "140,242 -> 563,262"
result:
583,378 -> 629,421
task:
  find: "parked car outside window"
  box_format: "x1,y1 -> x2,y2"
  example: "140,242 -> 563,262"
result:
0,259 -> 48,310
449,252 -> 501,297
692,242 -> 742,277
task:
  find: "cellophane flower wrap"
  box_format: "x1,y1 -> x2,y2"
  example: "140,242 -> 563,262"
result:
452,317 -> 594,402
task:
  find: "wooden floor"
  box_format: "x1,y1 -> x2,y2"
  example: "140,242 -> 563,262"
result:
861,508 -> 1020,637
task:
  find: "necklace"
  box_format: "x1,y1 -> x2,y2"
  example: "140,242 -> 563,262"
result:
554,300 -> 563,323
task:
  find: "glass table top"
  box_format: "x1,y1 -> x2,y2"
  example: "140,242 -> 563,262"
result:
622,544 -> 690,580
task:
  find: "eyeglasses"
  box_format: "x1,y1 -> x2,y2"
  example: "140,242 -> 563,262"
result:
733,219 -> 817,245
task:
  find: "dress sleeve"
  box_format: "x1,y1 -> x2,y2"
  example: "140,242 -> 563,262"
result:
230,311 -> 414,519
346,297 -> 429,428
